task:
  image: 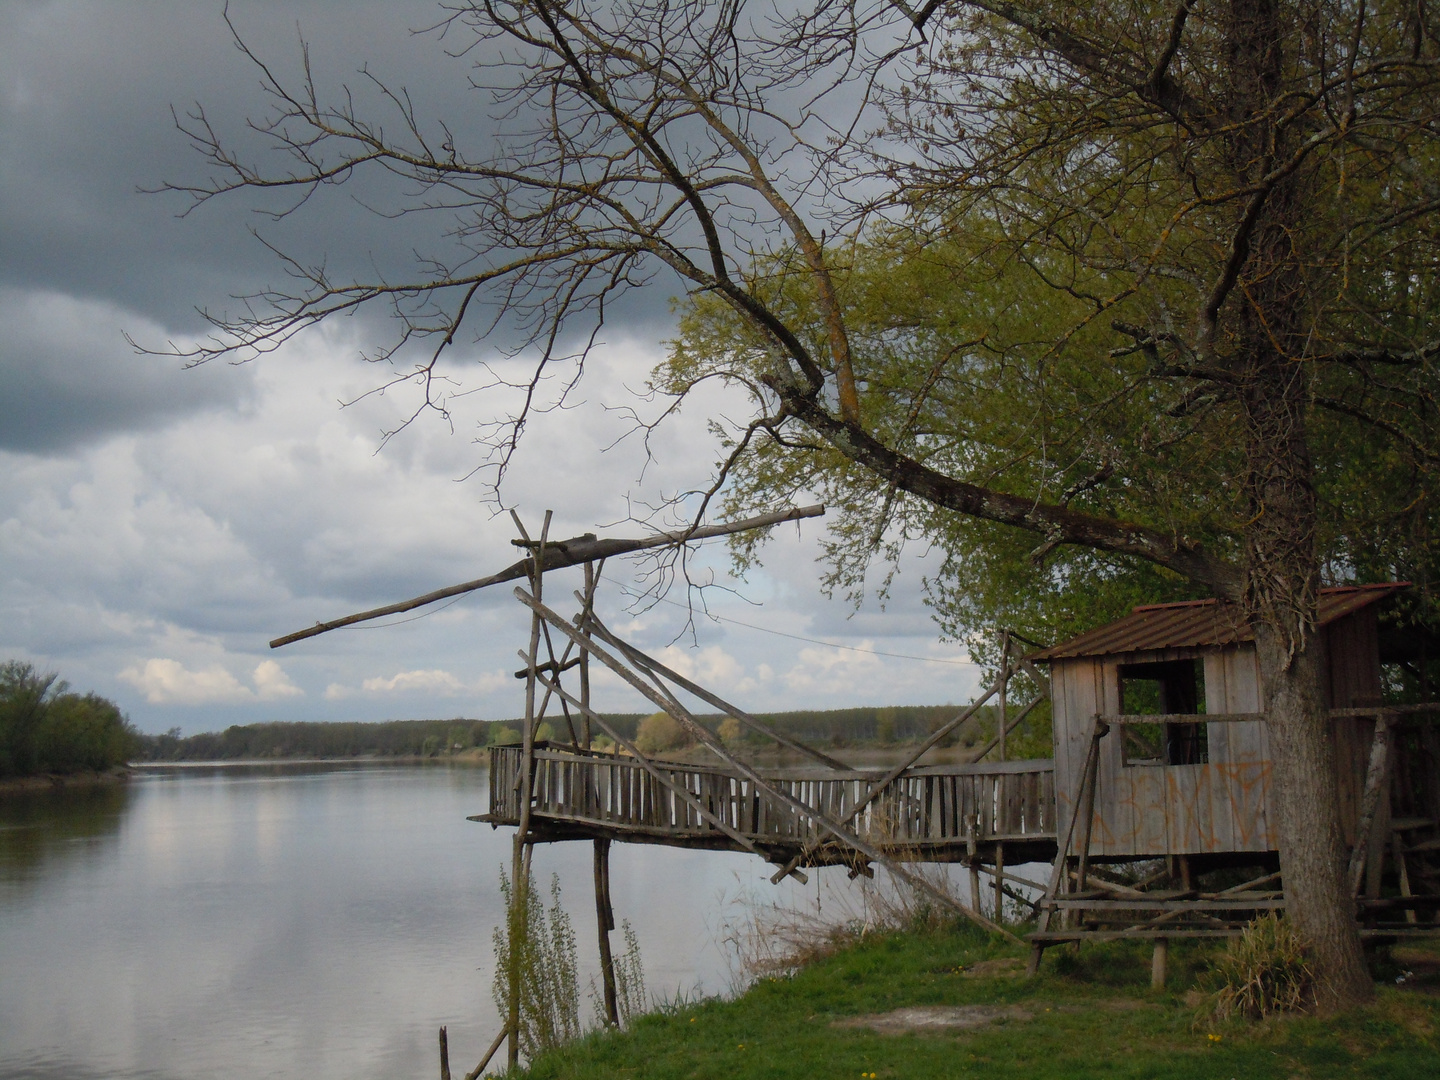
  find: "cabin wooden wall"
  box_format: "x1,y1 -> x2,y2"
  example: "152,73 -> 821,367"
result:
1051,608 -> 1384,857
1051,647 -> 1276,857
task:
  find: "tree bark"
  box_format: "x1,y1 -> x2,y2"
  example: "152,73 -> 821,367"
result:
1254,628 -> 1374,1009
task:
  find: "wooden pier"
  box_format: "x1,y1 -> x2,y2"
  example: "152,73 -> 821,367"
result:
478,744 -> 1058,867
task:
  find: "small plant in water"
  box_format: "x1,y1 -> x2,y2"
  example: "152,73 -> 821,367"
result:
1202,913 -> 1315,1023
492,870 -> 581,1057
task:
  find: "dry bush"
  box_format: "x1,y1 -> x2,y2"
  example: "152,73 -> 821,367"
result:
634,712 -> 688,755
1203,914 -> 1316,1023
722,860 -> 972,987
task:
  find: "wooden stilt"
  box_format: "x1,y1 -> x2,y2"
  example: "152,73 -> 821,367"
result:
594,838 -> 620,1026
508,510 -> 551,1070
1151,938 -> 1168,990
439,1026 -> 451,1080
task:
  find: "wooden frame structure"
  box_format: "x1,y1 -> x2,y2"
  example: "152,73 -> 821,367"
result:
273,504 -> 1054,1074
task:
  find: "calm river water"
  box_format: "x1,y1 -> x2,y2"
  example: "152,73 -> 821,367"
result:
0,762 -> 853,1080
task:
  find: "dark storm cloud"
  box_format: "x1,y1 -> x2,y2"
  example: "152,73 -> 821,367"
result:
0,2 -> 679,340
0,289 -> 254,453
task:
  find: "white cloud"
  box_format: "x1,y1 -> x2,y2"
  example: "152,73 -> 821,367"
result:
119,659 -> 252,706
117,657 -> 304,705
325,668 -> 510,700
253,659 -> 304,700
780,642 -> 885,693
361,669 -> 467,695
655,644 -> 755,696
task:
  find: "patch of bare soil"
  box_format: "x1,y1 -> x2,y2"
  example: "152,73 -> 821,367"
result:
961,957 -> 1026,978
832,1005 -> 1032,1034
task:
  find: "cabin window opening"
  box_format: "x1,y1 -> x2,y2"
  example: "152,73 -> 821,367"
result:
1119,659 -> 1208,766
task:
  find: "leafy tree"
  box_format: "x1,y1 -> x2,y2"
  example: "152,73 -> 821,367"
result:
1,662 -> 138,777
163,0 -> 1440,1006
0,662 -> 60,776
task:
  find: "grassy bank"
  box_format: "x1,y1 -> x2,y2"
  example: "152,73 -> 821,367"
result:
511,928 -> 1439,1080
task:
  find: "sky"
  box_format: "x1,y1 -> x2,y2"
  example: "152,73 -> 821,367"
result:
0,1 -> 983,735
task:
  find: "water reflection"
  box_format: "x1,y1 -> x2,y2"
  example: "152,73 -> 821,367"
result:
0,783 -> 133,894
0,762 -> 827,1080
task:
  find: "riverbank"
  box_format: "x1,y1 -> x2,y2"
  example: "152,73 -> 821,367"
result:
0,765 -> 130,798
511,927 -> 1440,1079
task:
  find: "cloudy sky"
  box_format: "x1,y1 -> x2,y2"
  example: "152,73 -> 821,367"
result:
0,1 -> 981,735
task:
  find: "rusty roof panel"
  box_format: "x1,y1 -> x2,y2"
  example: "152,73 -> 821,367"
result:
1029,583 -> 1408,662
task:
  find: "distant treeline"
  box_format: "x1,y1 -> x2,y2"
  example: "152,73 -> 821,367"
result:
132,702 -> 1051,762
1,662 -> 140,778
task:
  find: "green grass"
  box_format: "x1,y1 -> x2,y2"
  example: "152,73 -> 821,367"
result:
509,928 -> 1440,1080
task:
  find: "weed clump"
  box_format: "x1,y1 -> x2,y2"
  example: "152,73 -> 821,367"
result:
493,871 -> 581,1057
1202,914 -> 1315,1023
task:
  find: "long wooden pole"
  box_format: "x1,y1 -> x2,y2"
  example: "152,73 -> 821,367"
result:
270,505 -> 824,647
1026,718 -> 1106,976
508,510 -> 550,1070
1074,716 -> 1107,895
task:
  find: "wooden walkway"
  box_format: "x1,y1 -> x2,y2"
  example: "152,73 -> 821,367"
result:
478,744 -> 1058,866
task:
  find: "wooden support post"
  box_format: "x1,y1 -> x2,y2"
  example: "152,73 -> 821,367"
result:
1151,938 -> 1168,990
580,561 -> 595,749
1393,831 -> 1417,925
1348,714 -> 1393,897
439,1026 -> 451,1080
967,813 -> 982,915
594,838 -> 620,1026
993,841 -> 1005,924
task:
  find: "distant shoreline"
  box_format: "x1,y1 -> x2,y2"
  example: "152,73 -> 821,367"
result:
131,754 -> 488,768
0,766 -> 132,798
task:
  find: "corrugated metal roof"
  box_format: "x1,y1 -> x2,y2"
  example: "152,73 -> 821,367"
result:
1029,583 -> 1409,661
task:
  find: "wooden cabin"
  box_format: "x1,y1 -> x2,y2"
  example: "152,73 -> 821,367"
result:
1028,583 -> 1412,862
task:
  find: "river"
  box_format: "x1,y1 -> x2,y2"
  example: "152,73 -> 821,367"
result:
1,761 -> 860,1080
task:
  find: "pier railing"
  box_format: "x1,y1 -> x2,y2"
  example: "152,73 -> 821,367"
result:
486,744 -> 1055,851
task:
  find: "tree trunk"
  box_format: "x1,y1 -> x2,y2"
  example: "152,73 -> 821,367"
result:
1253,627 -> 1374,1009
1221,0 -> 1373,1010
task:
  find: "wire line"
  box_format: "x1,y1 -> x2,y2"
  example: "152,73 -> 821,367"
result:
624,589 -> 976,667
